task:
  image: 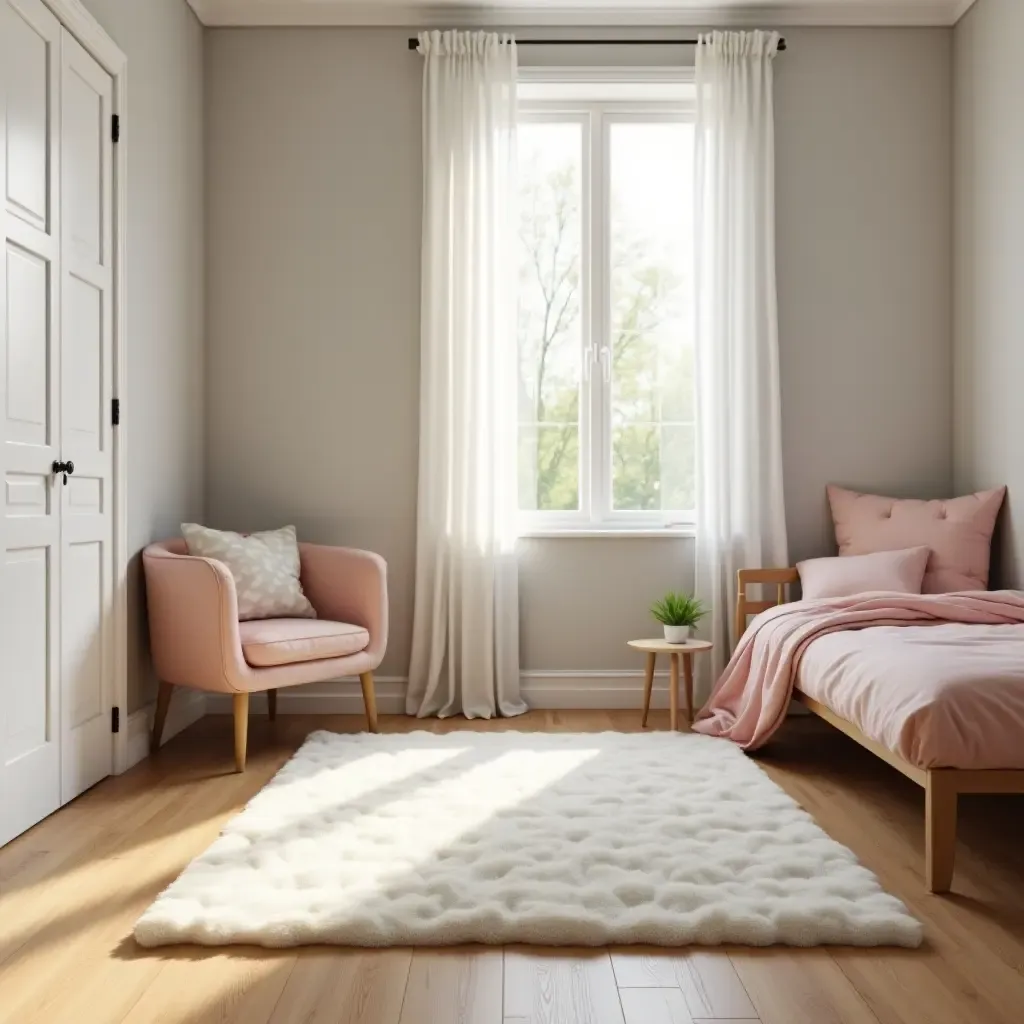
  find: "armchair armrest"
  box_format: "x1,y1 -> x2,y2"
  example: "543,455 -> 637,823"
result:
299,544 -> 389,662
142,543 -> 246,692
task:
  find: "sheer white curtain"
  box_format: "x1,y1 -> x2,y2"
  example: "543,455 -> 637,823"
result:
693,31 -> 789,691
407,31 -> 526,719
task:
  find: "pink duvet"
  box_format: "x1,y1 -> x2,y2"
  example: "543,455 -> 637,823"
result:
693,591 -> 1024,769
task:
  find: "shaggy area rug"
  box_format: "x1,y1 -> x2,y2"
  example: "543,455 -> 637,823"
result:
134,730 -> 922,949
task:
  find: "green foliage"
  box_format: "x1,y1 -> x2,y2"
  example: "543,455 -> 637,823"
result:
517,149 -> 583,512
516,129 -> 695,514
650,592 -> 706,627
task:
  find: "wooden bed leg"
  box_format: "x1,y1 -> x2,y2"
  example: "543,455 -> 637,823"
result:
926,770 -> 958,893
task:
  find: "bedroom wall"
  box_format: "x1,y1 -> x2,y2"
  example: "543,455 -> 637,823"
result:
81,0 -> 206,712
204,27 -> 953,689
774,28 -> 952,563
953,0 -> 1024,588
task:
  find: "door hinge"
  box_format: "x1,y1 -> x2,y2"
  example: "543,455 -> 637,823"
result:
111,398 -> 120,426
112,114 -> 120,144
111,706 -> 120,733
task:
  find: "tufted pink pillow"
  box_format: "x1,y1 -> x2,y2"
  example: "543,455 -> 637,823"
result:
826,485 -> 1006,593
798,547 -> 930,600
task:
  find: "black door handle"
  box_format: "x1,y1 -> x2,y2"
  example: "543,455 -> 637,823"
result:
52,460 -> 75,485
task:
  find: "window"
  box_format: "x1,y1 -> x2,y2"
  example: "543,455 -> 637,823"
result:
516,75 -> 696,534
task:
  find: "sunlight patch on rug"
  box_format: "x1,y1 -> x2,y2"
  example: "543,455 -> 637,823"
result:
134,731 -> 922,949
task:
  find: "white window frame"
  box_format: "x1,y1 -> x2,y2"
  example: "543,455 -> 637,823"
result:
517,70 -> 697,538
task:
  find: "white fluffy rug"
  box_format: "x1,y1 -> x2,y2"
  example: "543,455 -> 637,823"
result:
134,730 -> 922,949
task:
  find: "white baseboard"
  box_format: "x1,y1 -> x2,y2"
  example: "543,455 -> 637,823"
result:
124,689 -> 208,770
204,671 -> 683,715
124,672 -> 800,733
206,677 -> 408,716
521,670 -> 685,710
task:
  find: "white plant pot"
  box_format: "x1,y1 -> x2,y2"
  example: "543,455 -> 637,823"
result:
663,624 -> 692,644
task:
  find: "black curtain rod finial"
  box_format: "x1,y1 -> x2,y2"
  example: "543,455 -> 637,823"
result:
408,36 -> 786,51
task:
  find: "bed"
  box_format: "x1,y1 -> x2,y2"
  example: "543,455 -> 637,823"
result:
735,567 -> 1024,893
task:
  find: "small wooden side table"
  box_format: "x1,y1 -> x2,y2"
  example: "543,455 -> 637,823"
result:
628,638 -> 714,731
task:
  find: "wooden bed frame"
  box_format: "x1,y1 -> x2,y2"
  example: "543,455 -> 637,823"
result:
736,567 -> 1024,893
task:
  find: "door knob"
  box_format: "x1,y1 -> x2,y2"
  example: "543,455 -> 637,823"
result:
52,460 -> 75,485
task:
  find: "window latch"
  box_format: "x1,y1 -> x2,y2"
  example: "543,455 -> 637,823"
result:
582,344 -> 595,382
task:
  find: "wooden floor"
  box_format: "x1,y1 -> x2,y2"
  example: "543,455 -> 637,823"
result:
1,711 -> 1023,1024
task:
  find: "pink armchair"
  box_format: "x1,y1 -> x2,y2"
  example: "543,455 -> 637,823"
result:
143,539 -> 387,770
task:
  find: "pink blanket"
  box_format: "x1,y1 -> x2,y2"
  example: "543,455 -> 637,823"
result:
693,590 -> 1024,751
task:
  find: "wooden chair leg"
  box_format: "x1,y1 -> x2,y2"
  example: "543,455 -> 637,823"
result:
267,688 -> 277,721
669,654 -> 680,732
233,693 -> 249,772
359,671 -> 379,733
926,770 -> 958,893
641,652 -> 656,728
151,682 -> 174,754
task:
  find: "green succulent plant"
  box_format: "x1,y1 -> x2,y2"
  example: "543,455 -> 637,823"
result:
650,592 -> 707,628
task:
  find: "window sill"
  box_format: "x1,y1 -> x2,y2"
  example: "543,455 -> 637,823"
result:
517,527 -> 696,540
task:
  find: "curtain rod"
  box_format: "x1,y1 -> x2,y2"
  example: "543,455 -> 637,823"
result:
407,37 -> 787,51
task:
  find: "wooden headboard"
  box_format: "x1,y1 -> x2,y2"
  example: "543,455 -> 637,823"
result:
735,567 -> 799,645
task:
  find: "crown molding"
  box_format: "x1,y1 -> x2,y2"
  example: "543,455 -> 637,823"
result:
184,0 -> 216,23
184,1 -> 974,29
951,0 -> 978,22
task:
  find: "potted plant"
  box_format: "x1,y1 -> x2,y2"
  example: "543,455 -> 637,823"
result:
651,592 -> 707,643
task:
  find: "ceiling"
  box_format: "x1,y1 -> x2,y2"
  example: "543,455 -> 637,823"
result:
186,0 -> 978,28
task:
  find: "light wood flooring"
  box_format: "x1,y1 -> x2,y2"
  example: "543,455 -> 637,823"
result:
1,710 -> 1023,1024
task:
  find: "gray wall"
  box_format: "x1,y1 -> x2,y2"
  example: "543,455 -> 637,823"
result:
776,28 -> 953,563
953,0 -> 1023,588
205,27 -> 953,677
205,29 -> 421,678
82,0 -> 206,711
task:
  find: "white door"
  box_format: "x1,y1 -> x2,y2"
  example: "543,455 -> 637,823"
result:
0,0 -> 115,846
59,30 -> 115,802
1,0 -> 63,848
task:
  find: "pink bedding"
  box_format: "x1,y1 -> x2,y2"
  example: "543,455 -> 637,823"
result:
693,591 -> 1024,770
797,624 -> 1024,769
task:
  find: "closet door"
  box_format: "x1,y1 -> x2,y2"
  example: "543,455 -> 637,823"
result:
59,29 -> 114,802
0,0 -> 63,847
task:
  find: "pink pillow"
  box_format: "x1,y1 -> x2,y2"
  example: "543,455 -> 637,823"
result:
826,485 -> 1006,593
798,547 -> 930,600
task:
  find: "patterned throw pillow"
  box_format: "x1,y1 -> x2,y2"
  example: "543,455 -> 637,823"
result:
180,524 -> 316,621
